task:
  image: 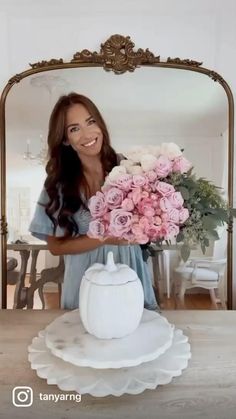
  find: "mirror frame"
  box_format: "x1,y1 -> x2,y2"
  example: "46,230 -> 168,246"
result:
0,34 -> 234,309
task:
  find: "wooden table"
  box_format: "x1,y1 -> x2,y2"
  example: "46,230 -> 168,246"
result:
0,310 -> 236,419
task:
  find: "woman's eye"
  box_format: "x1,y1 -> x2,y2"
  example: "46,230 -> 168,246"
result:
70,126 -> 80,133
88,119 -> 96,125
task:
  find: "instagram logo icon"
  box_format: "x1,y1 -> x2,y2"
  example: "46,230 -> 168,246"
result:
12,386 -> 33,407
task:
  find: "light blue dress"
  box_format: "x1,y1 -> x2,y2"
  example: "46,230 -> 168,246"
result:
29,188 -> 158,310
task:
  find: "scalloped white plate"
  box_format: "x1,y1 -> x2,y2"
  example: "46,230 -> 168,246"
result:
28,328 -> 191,397
44,309 -> 174,369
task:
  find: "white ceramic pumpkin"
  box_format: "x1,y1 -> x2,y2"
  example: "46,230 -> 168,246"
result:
79,251 -> 144,339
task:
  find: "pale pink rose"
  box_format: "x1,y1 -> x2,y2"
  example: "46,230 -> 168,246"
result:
131,223 -> 144,236
104,187 -> 124,209
132,174 -> 147,188
179,208 -> 189,224
141,191 -> 149,199
88,192 -> 107,218
159,197 -> 173,212
122,231 -> 136,242
128,187 -> 142,205
143,183 -> 153,193
166,208 -> 180,224
168,192 -> 184,208
172,156 -> 192,173
155,155 -> 172,178
146,170 -> 157,182
165,223 -> 180,239
108,209 -> 133,236
155,181 -> 175,196
139,216 -> 150,230
146,225 -> 163,240
154,216 -> 162,225
109,174 -> 133,191
133,232 -> 149,244
121,198 -> 135,211
161,212 -> 169,222
87,219 -> 106,239
132,214 -> 140,223
158,223 -> 168,238
138,198 -> 155,218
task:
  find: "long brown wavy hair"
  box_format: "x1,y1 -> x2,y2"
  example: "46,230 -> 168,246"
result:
41,92 -> 118,238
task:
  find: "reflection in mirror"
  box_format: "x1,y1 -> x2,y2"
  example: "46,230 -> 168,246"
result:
5,67 -> 228,309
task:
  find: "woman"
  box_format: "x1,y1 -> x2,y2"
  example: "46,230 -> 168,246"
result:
29,92 -> 158,310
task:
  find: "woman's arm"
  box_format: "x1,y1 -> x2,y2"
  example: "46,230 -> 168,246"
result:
47,234 -> 130,256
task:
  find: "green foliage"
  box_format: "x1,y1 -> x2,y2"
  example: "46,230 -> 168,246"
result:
166,170 -> 230,260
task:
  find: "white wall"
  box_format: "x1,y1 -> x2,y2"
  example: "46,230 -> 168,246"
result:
1,0 -> 236,305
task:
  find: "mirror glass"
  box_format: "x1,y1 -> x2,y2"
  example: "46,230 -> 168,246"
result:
5,66 -> 228,309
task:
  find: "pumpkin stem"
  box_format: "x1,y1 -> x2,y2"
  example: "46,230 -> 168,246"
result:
106,252 -> 117,272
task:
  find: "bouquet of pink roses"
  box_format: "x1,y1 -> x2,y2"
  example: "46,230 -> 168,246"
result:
87,143 -> 191,244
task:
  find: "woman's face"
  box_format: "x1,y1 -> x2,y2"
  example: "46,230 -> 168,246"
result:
65,103 -> 103,157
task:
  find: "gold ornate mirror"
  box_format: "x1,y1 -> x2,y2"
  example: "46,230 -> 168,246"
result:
0,34 -> 234,309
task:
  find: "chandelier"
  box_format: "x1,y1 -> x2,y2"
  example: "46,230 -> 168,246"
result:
23,73 -> 69,165
23,134 -> 48,165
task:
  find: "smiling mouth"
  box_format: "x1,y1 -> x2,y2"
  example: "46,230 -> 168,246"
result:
83,138 -> 97,147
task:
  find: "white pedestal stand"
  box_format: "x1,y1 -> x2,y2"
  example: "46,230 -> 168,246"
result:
28,309 -> 191,397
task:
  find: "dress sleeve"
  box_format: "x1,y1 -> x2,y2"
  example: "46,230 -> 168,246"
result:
28,188 -> 65,241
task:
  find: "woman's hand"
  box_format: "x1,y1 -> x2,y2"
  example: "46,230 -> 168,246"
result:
103,236 -> 137,246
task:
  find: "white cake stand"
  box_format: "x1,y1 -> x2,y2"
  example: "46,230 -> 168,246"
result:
28,328 -> 191,397
44,309 -> 174,369
28,309 -> 191,397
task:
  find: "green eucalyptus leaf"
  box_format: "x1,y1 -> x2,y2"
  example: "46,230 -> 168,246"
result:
202,216 -> 220,230
181,244 -> 191,262
201,243 -> 206,254
178,186 -> 190,200
176,232 -> 184,243
207,230 -> 220,240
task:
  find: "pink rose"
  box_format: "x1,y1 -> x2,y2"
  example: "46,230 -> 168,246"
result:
138,198 -> 155,218
155,156 -> 172,178
159,197 -> 172,212
109,174 -> 133,191
121,198 -> 135,211
161,212 -> 169,222
179,208 -> 189,224
122,231 -> 136,242
132,174 -> 147,188
146,170 -> 157,182
128,187 -> 142,205
166,208 -> 180,224
154,216 -> 162,225
108,209 -> 133,236
165,223 -> 180,239
139,216 -> 151,230
87,219 -> 106,239
168,192 -> 184,208
146,225 -> 163,241
131,223 -> 144,236
155,181 -> 175,196
141,191 -> 149,199
104,187 -> 124,209
88,192 -> 107,218
172,156 -> 192,174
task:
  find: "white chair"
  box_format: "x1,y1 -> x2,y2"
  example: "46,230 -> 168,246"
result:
173,231 -> 227,309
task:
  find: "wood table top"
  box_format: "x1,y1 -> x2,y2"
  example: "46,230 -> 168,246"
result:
0,309 -> 236,419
